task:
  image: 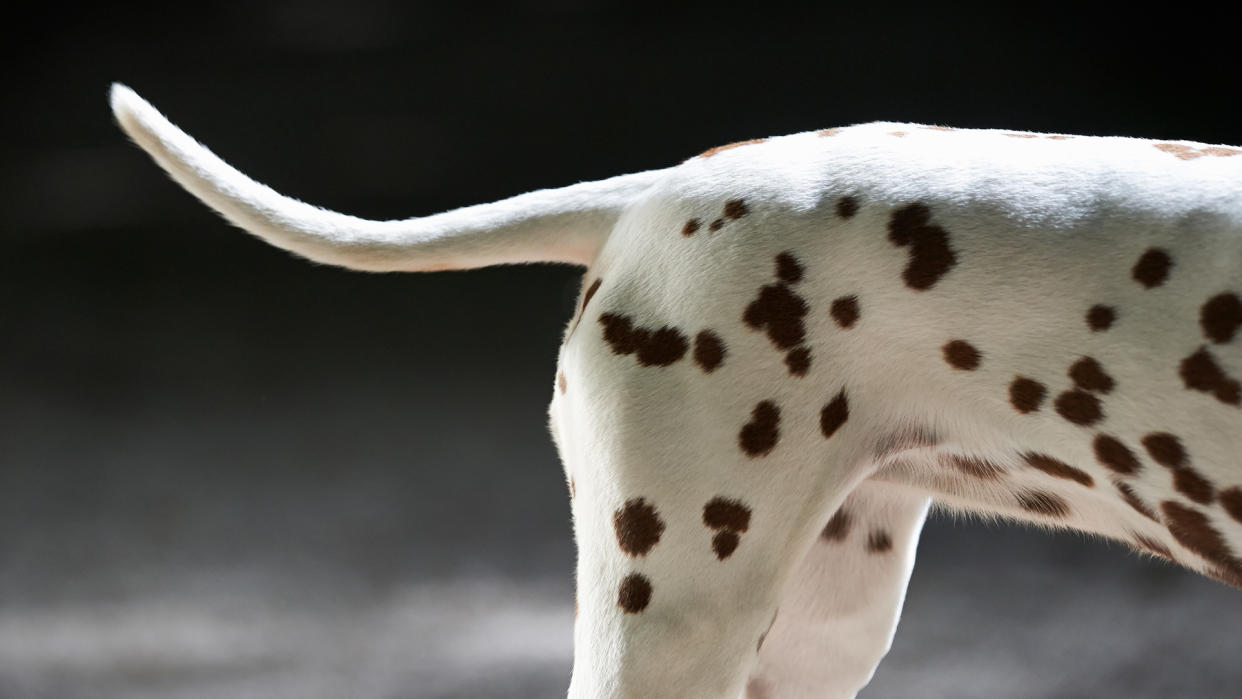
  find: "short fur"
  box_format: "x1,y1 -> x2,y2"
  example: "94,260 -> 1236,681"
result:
111,85 -> 1242,699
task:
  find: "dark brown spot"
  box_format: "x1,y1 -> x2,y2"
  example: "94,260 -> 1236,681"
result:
1016,489 -> 1070,517
887,203 -> 958,290
1009,376 -> 1047,413
709,219 -> 725,232
944,454 -> 1005,480
1201,293 -> 1242,343
739,401 -> 780,457
1132,248 -> 1172,289
1022,452 -> 1095,487
1069,357 -> 1114,394
943,340 -> 981,370
867,530 -> 893,553
743,282 -> 808,350
821,508 -> 852,542
693,330 -> 726,373
1054,390 -> 1103,426
1131,533 -> 1173,560
618,573 -> 652,613
785,347 -> 811,376
613,498 -> 666,557
723,199 -> 749,220
775,251 -> 804,284
1086,304 -> 1116,331
1180,346 -> 1242,405
756,613 -> 777,652
681,219 -> 701,237
1114,479 -> 1160,522
703,497 -> 752,532
1221,487 -> 1242,525
599,313 -> 689,367
1161,501 -> 1241,570
1094,434 -> 1140,474
699,138 -> 766,158
1173,467 -> 1216,505
1140,432 -> 1186,468
712,532 -> 741,560
830,295 -> 860,329
557,371 -> 567,394
836,196 -> 859,219
820,390 -> 849,440
581,278 -> 602,312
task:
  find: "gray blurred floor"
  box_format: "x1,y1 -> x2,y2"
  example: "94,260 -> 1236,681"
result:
3,229 -> 1240,698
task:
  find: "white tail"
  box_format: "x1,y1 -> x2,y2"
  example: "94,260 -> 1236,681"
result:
109,84 -> 667,272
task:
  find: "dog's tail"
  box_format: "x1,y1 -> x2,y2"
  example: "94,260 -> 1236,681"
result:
109,84 -> 667,271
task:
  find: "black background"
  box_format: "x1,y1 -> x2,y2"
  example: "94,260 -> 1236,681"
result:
4,2 -> 1241,697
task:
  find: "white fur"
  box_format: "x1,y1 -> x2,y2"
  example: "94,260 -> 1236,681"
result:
112,86 -> 1242,698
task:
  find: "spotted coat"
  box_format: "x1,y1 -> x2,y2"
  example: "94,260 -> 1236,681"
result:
112,85 -> 1242,699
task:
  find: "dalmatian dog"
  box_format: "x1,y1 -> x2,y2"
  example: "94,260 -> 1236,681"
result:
110,84 -> 1242,699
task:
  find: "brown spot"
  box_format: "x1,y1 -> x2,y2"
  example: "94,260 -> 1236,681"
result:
681,219 -> 701,237
817,128 -> 841,137
830,295 -> 860,329
1009,376 -> 1047,413
785,347 -> 812,376
1203,146 -> 1242,157
1140,432 -> 1186,469
613,498 -> 666,557
712,532 -> 741,560
746,678 -> 773,699
1180,346 -> 1242,405
1068,356 -> 1115,394
1173,467 -> 1216,505
887,203 -> 958,290
888,131 -> 907,137
1221,487 -> 1242,525
723,199 -> 750,220
1086,304 -> 1116,331
693,330 -> 726,373
820,390 -> 849,440
708,218 -> 724,232
1022,452 -> 1094,487
1132,248 -> 1172,289
743,282 -> 808,350
569,476 -> 576,500
775,251 -> 804,284
703,497 -> 752,532
618,573 -> 652,613
1094,434 -> 1140,474
1155,143 -> 1203,160
1054,389 -> 1104,426
699,138 -> 766,158
1046,134 -> 1071,140
1131,533 -> 1174,560
740,401 -> 780,457
867,530 -> 894,553
836,196 -> 859,219
1016,490 -> 1070,517
1114,479 -> 1160,522
821,508 -> 852,542
557,371 -> 567,394
1200,293 -> 1242,343
944,453 -> 1005,480
942,340 -> 981,370
1161,500 -> 1241,570
582,278 -> 602,312
599,313 -> 689,367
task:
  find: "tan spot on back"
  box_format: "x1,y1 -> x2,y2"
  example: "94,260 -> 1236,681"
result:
698,138 -> 766,158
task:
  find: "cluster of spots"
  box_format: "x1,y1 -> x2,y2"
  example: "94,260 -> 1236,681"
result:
703,497 -> 753,560
1154,142 -> 1242,160
1141,433 -> 1216,505
743,252 -> 813,376
599,312 -> 729,374
1180,291 -> 1242,406
1160,501 -> 1242,584
682,198 -> 750,236
887,203 -> 957,290
612,498 -> 666,614
1048,356 -> 1115,427
698,139 -> 766,159
942,340 -> 981,371
817,504 -> 893,554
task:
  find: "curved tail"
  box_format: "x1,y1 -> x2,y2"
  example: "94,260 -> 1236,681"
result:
109,84 -> 667,271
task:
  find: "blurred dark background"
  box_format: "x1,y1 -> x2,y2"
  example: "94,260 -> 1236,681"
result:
3,2 -> 1241,697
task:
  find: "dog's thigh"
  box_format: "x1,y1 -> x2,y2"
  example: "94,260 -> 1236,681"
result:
746,481 -> 930,699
